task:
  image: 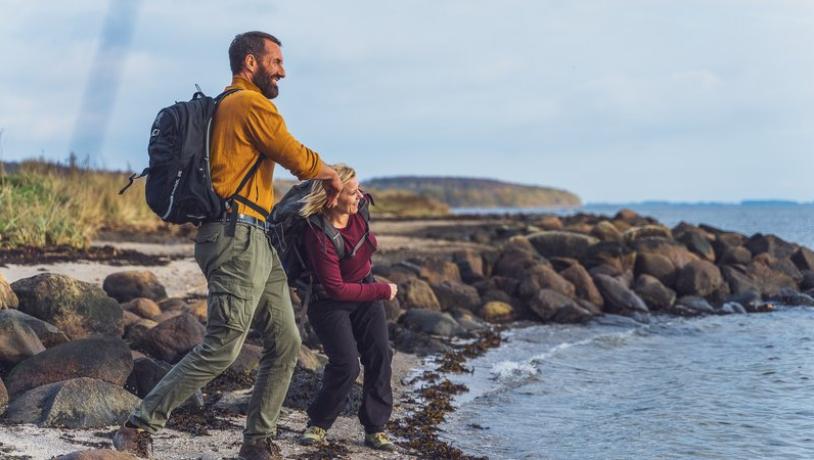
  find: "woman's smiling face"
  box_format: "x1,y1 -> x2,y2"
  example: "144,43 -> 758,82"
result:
330,177 -> 363,215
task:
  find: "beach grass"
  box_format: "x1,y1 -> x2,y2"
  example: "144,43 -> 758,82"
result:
0,160 -> 161,249
0,160 -> 449,250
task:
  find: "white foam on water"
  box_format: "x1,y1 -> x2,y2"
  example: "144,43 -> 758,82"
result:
489,360 -> 539,381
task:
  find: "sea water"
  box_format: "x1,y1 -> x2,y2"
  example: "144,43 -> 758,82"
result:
442,204 -> 814,459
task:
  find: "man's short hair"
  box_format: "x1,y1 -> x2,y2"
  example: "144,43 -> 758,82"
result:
229,31 -> 282,74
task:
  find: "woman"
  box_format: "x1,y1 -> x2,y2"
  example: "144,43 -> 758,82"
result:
297,164 -> 398,451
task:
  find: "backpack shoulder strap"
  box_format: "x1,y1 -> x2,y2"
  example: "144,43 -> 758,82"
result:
214,89 -> 269,221
229,155 -> 267,218
308,214 -> 346,260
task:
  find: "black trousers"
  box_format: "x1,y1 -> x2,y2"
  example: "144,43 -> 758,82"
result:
306,295 -> 393,433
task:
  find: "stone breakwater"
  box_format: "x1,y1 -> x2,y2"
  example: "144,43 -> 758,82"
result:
1,208 -> 814,458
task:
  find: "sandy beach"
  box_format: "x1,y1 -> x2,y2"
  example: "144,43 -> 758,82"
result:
0,219 -> 491,460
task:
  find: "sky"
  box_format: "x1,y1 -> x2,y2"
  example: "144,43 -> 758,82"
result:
1,0 -> 813,203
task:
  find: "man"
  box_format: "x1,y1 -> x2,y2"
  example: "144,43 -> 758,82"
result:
114,31 -> 343,460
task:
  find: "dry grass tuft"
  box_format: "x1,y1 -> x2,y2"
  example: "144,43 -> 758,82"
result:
0,160 -> 161,249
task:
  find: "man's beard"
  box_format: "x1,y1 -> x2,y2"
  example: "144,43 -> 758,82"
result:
252,65 -> 279,99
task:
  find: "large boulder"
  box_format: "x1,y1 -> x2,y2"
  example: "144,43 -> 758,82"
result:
11,273 -> 123,339
677,231 -> 716,262
3,377 -> 139,428
746,234 -> 798,259
535,215 -> 564,231
590,221 -> 623,243
712,231 -> 748,256
480,301 -> 513,322
400,309 -> 466,337
103,271 -> 167,303
431,281 -> 481,311
492,243 -> 549,280
593,274 -> 649,316
635,253 -> 677,286
801,271 -> 814,291
633,275 -> 676,311
450,308 -> 488,333
560,263 -> 604,307
721,265 -> 760,296
135,313 -> 204,363
157,297 -> 187,312
123,317 -> 158,344
125,356 -> 173,398
719,246 -> 752,265
768,288 -> 814,307
122,298 -> 162,321
389,323 -> 451,356
768,258 -> 804,284
399,278 -> 441,311
527,231 -> 599,259
623,225 -> 673,244
4,337 -> 132,398
745,261 -> 798,297
670,296 -> 716,316
417,259 -> 462,285
672,222 -> 713,241
529,289 -> 594,323
631,238 -> 698,270
791,247 -> 814,271
453,250 -> 486,283
0,314 -> 45,365
518,265 -> 575,299
0,309 -> 69,348
675,260 -> 724,298
0,273 -> 19,309
123,356 -> 203,408
581,241 -> 636,273
481,276 -> 521,298
54,449 -> 139,460
614,208 -> 641,223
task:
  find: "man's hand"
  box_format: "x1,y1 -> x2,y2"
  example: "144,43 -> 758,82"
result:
313,163 -> 343,208
324,172 -> 343,208
388,283 -> 398,301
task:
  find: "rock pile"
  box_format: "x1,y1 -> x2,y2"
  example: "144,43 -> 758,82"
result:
1,209 -> 812,458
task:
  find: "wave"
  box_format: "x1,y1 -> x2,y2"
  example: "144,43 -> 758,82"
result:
489,360 -> 539,381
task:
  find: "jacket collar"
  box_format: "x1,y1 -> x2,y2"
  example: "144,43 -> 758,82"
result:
226,75 -> 263,94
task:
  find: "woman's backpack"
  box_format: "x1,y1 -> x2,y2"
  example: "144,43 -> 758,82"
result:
268,181 -> 372,304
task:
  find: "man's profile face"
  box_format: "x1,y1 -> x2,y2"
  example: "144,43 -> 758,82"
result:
251,40 -> 285,99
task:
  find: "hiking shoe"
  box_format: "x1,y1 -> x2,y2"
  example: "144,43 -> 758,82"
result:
238,437 -> 283,460
112,422 -> 153,458
364,432 -> 396,452
299,425 -> 328,446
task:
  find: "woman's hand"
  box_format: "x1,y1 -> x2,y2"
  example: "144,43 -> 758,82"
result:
388,283 -> 398,300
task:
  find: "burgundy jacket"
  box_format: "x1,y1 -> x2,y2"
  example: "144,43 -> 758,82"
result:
302,212 -> 390,302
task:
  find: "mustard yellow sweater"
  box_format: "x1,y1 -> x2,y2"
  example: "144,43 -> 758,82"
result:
210,76 -> 323,220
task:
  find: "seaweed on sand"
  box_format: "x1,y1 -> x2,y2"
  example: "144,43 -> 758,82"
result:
388,328 -> 502,459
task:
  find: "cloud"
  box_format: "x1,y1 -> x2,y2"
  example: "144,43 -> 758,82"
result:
2,0 -> 814,201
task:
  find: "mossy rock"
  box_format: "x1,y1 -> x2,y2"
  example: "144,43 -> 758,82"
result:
11,273 -> 123,340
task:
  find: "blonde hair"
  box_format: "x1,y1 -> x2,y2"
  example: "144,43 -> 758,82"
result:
299,164 -> 357,218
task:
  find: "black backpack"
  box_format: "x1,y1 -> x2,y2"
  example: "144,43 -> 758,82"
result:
120,87 -> 266,225
268,180 -> 372,303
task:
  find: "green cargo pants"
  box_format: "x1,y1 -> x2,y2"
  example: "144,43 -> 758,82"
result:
129,222 -> 301,443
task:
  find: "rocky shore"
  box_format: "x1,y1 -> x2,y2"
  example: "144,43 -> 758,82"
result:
2,209 -> 814,459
